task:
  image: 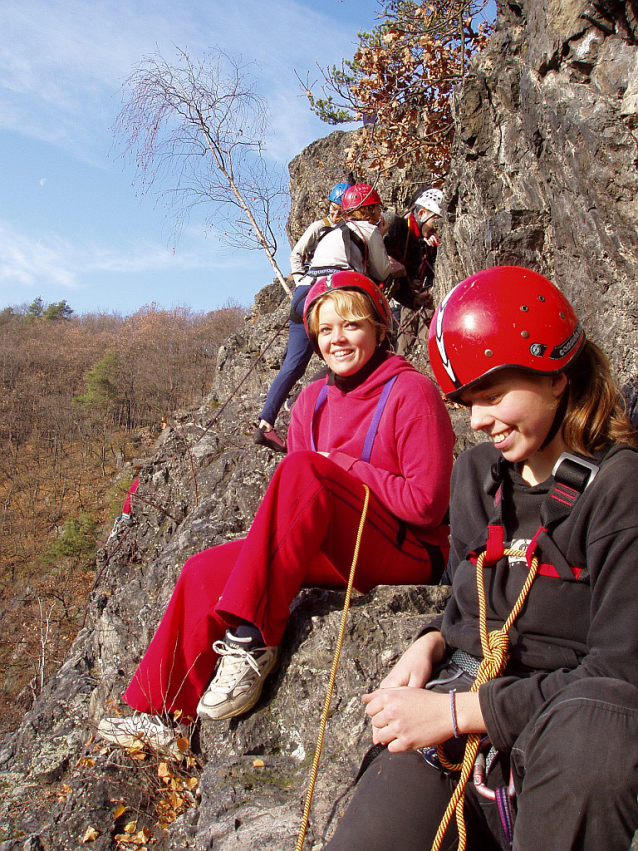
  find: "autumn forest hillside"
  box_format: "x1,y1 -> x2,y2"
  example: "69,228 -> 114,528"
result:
0,297 -> 244,731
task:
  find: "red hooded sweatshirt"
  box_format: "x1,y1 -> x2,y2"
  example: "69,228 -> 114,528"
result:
288,353 -> 454,547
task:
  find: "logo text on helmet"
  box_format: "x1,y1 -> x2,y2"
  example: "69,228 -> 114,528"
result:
550,324 -> 582,360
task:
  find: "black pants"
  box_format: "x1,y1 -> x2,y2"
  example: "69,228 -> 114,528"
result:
324,678 -> 638,851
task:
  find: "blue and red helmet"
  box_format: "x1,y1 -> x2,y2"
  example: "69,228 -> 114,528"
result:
303,270 -> 393,354
428,266 -> 585,400
328,182 -> 352,204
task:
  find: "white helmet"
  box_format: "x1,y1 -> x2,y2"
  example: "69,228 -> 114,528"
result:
414,188 -> 443,218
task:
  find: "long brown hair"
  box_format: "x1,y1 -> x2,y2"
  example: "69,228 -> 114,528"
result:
562,340 -> 637,454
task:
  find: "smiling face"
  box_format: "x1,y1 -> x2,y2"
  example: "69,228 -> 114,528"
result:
417,208 -> 441,241
328,202 -> 343,224
316,298 -> 380,377
461,369 -> 569,484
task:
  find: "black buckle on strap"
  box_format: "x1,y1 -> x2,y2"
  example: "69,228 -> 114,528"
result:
551,452 -> 599,490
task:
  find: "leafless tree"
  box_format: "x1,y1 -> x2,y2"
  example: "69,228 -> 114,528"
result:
115,47 -> 291,295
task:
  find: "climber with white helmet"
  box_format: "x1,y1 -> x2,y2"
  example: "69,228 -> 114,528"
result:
99,270 -> 453,753
413,187 -> 443,249
383,185 -> 444,354
324,266 -> 638,851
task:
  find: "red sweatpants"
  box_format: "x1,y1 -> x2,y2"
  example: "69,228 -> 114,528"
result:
123,451 -> 444,718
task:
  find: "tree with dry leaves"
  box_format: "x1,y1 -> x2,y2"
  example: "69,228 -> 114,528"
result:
305,0 -> 492,176
115,48 -> 291,295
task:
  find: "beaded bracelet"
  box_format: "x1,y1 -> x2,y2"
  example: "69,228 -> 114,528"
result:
450,688 -> 460,738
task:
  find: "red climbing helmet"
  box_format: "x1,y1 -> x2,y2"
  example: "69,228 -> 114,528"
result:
428,266 -> 585,400
303,270 -> 393,353
341,184 -> 381,212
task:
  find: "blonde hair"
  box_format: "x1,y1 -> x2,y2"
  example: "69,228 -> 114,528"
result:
306,290 -> 386,347
563,340 -> 637,454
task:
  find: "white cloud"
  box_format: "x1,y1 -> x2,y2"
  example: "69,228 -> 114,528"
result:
0,0 -> 378,313
0,219 -> 255,293
0,0 -> 363,165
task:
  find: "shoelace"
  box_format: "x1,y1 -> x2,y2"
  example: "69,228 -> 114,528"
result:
124,711 -> 174,743
211,640 -> 262,687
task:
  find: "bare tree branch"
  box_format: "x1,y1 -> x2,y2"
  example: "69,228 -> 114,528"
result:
114,47 -> 291,295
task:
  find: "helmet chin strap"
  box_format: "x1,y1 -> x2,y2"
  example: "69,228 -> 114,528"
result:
540,383 -> 570,450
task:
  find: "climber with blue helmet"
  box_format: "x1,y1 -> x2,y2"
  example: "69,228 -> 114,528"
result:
252,181 -> 353,453
328,181 -> 352,204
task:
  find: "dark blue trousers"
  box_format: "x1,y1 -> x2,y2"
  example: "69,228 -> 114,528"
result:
259,287 -> 313,426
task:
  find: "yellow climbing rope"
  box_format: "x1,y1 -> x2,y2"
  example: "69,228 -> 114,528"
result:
295,484 -> 370,851
431,547 -> 540,851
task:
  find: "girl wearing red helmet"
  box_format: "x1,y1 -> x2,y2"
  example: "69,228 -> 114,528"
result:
254,183 -> 398,453
100,271 -> 453,749
324,267 -> 638,851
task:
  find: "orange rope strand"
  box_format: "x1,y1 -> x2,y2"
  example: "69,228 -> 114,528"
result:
295,484 -> 370,851
431,548 -> 539,851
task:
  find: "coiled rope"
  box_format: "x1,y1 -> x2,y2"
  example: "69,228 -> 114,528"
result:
295,484 -> 371,851
431,547 -> 539,851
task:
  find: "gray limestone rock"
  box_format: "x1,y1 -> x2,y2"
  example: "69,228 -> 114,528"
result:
435,0 -> 638,381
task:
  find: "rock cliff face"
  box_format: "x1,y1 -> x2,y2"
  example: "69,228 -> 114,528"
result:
436,0 -> 638,378
2,1 -> 638,848
0,284 -> 454,851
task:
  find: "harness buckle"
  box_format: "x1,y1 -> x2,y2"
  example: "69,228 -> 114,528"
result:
552,452 -> 599,489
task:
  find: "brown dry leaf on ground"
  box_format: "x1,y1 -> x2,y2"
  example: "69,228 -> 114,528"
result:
82,826 -> 100,843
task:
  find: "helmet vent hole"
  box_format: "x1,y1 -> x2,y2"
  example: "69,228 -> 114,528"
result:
484,349 -> 493,357
538,295 -> 546,302
520,304 -> 529,312
521,331 -> 530,339
559,311 -> 566,319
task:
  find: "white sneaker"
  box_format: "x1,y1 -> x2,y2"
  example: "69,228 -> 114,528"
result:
197,630 -> 280,720
97,712 -> 182,759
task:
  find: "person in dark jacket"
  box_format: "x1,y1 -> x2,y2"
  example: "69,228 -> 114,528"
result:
383,187 -> 442,355
324,266 -> 638,851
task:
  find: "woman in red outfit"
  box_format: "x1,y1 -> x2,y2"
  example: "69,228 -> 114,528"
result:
98,271 -> 454,752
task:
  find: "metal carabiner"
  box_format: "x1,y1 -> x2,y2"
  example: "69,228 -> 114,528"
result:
473,750 -> 516,801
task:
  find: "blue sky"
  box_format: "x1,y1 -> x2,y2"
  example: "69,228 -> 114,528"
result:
0,0 -> 384,316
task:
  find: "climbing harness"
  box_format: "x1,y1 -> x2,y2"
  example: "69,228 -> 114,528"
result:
295,484 -> 370,851
430,543 -> 539,851
473,746 -> 517,849
310,375 -> 398,462
430,451 -> 601,851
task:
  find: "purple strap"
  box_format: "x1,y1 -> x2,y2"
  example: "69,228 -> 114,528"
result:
310,375 -> 398,461
495,786 -> 515,848
361,376 -> 397,462
310,384 -> 329,452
